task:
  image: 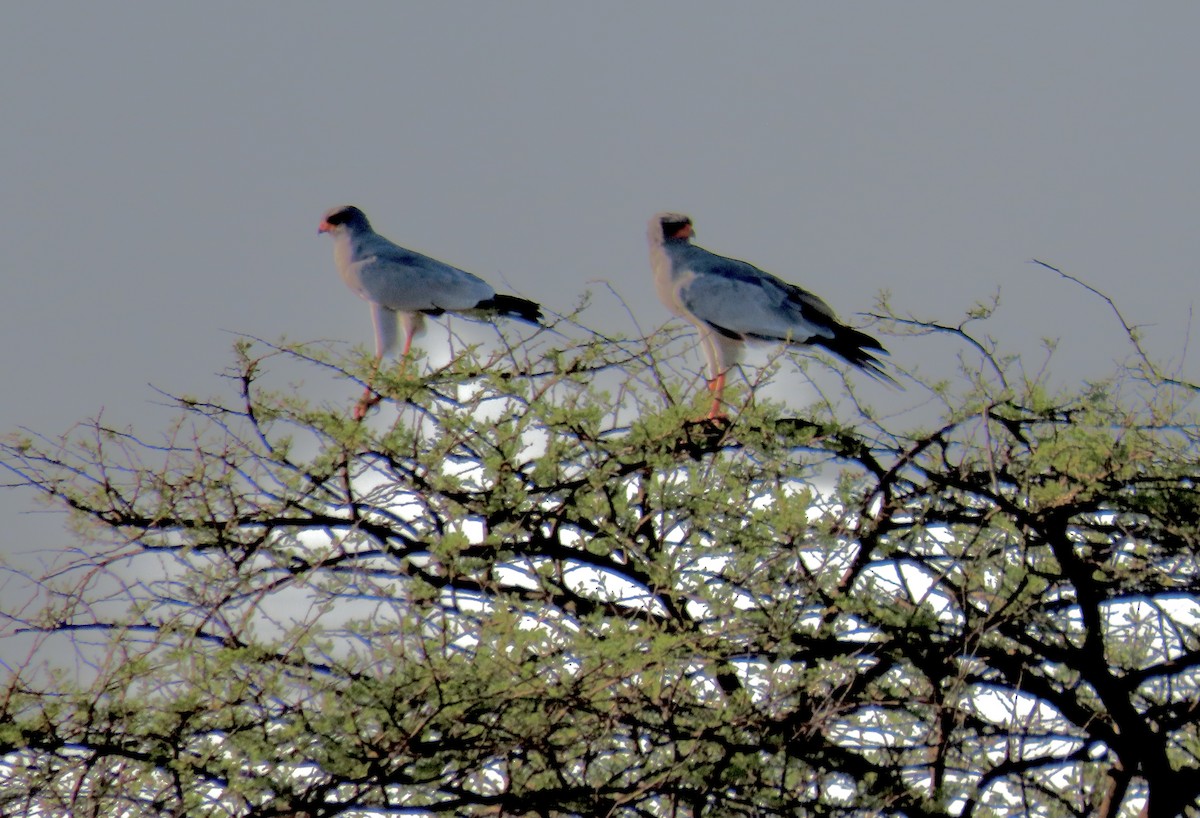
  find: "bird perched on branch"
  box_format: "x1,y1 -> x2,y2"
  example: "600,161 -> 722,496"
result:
647,212 -> 891,419
320,205 -> 543,418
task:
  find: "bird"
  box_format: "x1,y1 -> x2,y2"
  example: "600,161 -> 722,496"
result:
647,212 -> 891,419
319,205 -> 543,418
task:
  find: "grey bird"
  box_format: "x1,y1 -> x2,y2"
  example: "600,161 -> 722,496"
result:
320,205 -> 543,417
647,212 -> 891,418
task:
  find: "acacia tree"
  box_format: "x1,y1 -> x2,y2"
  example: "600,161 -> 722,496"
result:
1,305 -> 1198,818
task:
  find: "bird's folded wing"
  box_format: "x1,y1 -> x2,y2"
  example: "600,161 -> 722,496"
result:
355,251 -> 496,312
681,262 -> 836,343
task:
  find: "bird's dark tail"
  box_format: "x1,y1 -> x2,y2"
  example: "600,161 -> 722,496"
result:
481,294 -> 544,326
817,326 -> 898,386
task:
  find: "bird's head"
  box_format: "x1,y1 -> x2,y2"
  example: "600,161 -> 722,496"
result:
319,205 -> 371,236
650,212 -> 694,243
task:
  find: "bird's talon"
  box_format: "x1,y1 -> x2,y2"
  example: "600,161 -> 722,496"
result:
353,391 -> 382,420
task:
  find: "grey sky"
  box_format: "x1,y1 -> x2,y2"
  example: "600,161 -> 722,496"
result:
3,4 -> 1199,558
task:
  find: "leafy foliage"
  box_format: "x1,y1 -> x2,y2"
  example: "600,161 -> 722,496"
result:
2,315 -> 1199,817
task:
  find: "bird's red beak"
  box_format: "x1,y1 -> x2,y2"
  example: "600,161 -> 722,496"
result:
318,221 -> 332,234
669,223 -> 693,240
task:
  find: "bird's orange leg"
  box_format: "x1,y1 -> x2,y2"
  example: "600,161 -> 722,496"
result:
353,333 -> 416,420
354,357 -> 384,420
705,371 -> 727,420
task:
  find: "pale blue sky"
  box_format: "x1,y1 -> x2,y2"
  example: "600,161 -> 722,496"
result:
3,4 -> 1199,555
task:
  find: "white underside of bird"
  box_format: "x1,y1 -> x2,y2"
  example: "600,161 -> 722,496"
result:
319,205 -> 542,417
647,212 -> 890,418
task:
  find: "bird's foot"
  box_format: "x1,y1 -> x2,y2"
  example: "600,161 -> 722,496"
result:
684,405 -> 730,426
353,391 -> 382,420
